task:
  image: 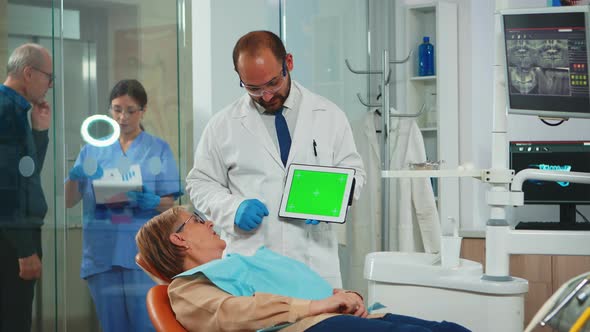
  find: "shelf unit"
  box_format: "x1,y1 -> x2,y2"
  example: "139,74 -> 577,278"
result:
397,0 -> 459,230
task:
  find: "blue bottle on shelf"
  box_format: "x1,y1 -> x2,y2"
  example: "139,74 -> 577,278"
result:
418,36 -> 435,76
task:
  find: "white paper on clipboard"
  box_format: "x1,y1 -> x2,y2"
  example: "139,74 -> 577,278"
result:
92,164 -> 143,204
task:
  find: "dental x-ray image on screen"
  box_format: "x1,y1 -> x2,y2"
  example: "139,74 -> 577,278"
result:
507,39 -> 570,96
502,7 -> 590,118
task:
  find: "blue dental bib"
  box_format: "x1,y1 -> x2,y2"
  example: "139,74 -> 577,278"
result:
174,247 -> 333,300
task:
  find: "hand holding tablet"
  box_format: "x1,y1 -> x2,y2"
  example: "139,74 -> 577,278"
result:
92,164 -> 143,204
279,164 -> 356,223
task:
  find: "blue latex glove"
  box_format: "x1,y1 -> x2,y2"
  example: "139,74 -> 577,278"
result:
127,187 -> 161,210
305,219 -> 320,225
234,199 -> 269,231
68,164 -> 103,181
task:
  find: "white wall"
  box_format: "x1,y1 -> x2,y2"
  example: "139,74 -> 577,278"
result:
191,0 -> 368,142
282,0 -> 368,124
8,4 -> 80,39
192,0 -> 280,148
460,0 -> 494,231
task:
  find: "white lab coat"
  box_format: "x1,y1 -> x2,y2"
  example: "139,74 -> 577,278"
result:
186,81 -> 366,288
345,110 -> 382,296
389,110 -> 441,253
349,110 -> 440,256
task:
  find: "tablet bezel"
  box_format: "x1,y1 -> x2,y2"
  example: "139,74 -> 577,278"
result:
278,164 -> 356,223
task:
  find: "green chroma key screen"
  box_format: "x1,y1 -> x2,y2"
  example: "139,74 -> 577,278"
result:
285,169 -> 349,216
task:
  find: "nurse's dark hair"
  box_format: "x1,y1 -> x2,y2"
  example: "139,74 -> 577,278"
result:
109,79 -> 147,131
232,30 -> 287,71
136,206 -> 186,280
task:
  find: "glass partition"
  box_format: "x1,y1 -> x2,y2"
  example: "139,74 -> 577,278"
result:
282,0 -> 369,124
282,0 -> 371,295
2,1 -> 384,329
1,0 -> 191,330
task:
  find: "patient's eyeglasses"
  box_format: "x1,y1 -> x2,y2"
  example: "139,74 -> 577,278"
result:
175,212 -> 206,233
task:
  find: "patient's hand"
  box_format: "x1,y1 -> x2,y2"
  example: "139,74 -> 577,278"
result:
309,292 -> 368,318
333,289 -> 365,304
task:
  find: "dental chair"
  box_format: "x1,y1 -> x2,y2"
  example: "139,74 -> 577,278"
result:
135,253 -> 187,332
525,271 -> 590,332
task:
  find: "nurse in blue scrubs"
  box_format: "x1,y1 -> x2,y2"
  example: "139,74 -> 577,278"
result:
65,79 -> 182,332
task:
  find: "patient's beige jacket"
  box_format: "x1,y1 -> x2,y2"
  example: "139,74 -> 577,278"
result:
168,275 -> 379,332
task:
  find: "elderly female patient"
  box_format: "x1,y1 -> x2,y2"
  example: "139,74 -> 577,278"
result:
135,207 -> 471,332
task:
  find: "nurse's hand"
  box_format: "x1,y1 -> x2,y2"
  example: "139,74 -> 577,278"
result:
68,164 -> 103,181
127,188 -> 161,210
305,219 -> 320,225
234,199 -> 269,231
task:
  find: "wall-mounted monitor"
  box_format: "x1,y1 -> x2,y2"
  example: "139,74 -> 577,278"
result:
502,6 -> 590,119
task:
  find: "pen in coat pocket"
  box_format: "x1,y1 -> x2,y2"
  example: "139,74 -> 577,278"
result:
313,139 -> 318,157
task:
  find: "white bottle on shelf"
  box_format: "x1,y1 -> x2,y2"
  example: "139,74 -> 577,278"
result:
424,91 -> 437,128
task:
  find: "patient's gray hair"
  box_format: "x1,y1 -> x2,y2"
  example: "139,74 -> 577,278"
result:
7,43 -> 47,78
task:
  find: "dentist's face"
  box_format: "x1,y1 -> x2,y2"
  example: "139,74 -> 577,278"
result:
237,49 -> 294,113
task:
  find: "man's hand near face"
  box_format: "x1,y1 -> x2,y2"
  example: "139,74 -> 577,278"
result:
31,101 -> 51,131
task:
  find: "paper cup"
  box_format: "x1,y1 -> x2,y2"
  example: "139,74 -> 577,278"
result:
441,236 -> 462,268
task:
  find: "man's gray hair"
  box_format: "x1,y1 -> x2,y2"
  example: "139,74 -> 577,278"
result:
7,43 -> 47,78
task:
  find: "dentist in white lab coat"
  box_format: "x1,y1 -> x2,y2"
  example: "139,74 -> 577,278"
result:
186,31 -> 365,288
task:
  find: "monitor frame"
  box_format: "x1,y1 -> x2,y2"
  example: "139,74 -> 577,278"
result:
501,6 -> 590,119
509,140 -> 590,225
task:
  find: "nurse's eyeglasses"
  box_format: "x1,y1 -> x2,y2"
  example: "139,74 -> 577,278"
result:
175,212 -> 206,233
109,105 -> 144,117
239,60 -> 287,97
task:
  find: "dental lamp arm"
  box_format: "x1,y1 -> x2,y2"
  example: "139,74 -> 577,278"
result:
511,169 -> 590,192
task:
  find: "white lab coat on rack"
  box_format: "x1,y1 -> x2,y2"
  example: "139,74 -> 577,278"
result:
350,109 -> 440,256
346,109 -> 382,296
389,108 -> 441,253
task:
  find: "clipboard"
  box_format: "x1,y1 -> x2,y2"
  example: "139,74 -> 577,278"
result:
92,164 -> 142,204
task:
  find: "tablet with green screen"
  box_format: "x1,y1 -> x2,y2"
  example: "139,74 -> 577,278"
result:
278,164 -> 356,223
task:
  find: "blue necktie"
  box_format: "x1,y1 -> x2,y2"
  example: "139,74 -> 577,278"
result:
275,108 -> 291,166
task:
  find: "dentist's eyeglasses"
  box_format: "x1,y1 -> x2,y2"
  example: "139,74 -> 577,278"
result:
175,212 -> 206,233
239,60 -> 287,97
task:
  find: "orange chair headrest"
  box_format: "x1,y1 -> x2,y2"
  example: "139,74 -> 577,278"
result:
136,253 -> 172,284
146,285 -> 187,332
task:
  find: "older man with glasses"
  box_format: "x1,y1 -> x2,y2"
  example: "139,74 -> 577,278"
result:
186,30 -> 366,289
0,43 -> 53,332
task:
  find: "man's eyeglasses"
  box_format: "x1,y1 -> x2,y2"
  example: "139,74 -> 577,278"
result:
32,67 -> 55,84
109,106 -> 144,117
175,212 -> 206,233
239,60 -> 287,97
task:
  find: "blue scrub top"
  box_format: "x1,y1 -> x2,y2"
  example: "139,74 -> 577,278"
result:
74,131 -> 182,278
